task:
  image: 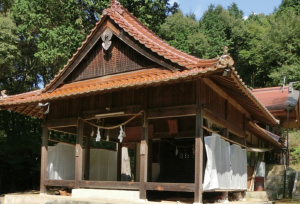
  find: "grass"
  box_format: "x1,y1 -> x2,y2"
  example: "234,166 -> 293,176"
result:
289,130 -> 300,171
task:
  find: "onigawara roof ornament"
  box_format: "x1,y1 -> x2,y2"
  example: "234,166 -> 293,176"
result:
217,47 -> 234,69
101,29 -> 113,51
0,90 -> 7,100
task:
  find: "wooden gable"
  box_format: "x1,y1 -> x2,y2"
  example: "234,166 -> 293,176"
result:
65,34 -> 159,83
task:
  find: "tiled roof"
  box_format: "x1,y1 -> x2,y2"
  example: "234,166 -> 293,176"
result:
257,125 -> 285,148
248,122 -> 285,148
0,0 -> 280,128
0,67 -> 218,106
252,86 -> 289,109
43,0 -> 218,92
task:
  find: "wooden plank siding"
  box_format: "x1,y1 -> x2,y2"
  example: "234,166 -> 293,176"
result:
41,77 -> 269,197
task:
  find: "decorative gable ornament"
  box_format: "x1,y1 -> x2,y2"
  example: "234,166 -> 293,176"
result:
101,29 -> 113,51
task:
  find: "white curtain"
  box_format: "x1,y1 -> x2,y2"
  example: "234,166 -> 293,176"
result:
203,134 -> 247,190
47,143 -> 75,180
88,149 -> 117,181
47,143 -> 117,181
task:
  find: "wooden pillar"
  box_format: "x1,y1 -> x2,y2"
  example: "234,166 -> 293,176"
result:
117,142 -> 122,181
75,120 -> 84,188
84,133 -> 90,180
139,117 -> 149,200
194,80 -> 204,204
148,138 -> 153,182
40,124 -> 49,194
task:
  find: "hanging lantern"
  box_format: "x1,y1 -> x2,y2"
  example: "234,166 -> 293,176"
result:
96,127 -> 101,142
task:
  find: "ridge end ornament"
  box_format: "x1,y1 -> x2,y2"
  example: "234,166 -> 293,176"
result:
101,29 -> 113,51
217,47 -> 234,69
0,90 -> 7,100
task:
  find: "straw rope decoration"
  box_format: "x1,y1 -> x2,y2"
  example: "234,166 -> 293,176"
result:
78,110 -> 146,130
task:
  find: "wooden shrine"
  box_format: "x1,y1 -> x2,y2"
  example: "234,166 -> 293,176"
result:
0,1 -> 285,203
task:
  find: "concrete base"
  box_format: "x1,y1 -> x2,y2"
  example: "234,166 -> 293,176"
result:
246,191 -> 270,202
2,193 -> 274,204
72,189 -> 140,202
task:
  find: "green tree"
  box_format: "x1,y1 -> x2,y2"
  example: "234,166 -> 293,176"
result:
0,0 -> 179,193
159,10 -> 208,58
267,8 -> 300,87
120,0 -> 178,33
199,5 -> 236,58
0,13 -> 19,90
236,14 -> 273,88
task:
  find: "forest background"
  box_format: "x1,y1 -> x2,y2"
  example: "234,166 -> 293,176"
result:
1,0 -> 300,193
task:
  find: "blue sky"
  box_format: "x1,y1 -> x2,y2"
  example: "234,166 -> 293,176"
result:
170,0 -> 283,19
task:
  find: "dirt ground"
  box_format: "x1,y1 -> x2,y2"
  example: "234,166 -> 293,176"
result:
274,199 -> 300,203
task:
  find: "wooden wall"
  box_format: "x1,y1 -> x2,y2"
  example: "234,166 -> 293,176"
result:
47,79 -> 248,142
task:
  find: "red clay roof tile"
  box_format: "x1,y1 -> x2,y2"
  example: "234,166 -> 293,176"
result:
0,67 -> 218,106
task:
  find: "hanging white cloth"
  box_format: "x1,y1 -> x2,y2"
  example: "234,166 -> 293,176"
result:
121,147 -> 131,181
47,143 -> 117,181
88,148 -> 117,181
203,134 -> 247,190
47,143 -> 75,180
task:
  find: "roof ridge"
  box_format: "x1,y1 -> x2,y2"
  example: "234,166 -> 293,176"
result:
43,0 -> 219,92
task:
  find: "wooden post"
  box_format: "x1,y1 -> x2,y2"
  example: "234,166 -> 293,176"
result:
40,124 -> 49,194
75,119 -> 84,188
84,133 -> 90,180
194,80 -> 204,204
148,139 -> 153,182
139,116 -> 149,200
117,142 -> 122,181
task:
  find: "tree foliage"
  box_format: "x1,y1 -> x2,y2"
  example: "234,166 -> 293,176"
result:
3,0 -> 300,193
159,1 -> 300,89
0,0 -> 178,193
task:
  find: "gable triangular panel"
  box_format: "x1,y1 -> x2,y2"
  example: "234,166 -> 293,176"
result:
65,35 -> 159,83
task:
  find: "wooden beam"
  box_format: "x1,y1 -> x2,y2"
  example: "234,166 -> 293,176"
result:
82,105 -> 142,120
45,117 -> 78,128
48,138 -> 75,146
147,105 -> 197,119
202,126 -> 247,148
202,78 -> 251,118
139,118 -> 149,200
203,108 -> 246,138
154,130 -> 195,139
78,181 -> 139,190
145,182 -> 195,192
40,124 -> 49,194
75,119 -> 84,188
44,180 -> 75,188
